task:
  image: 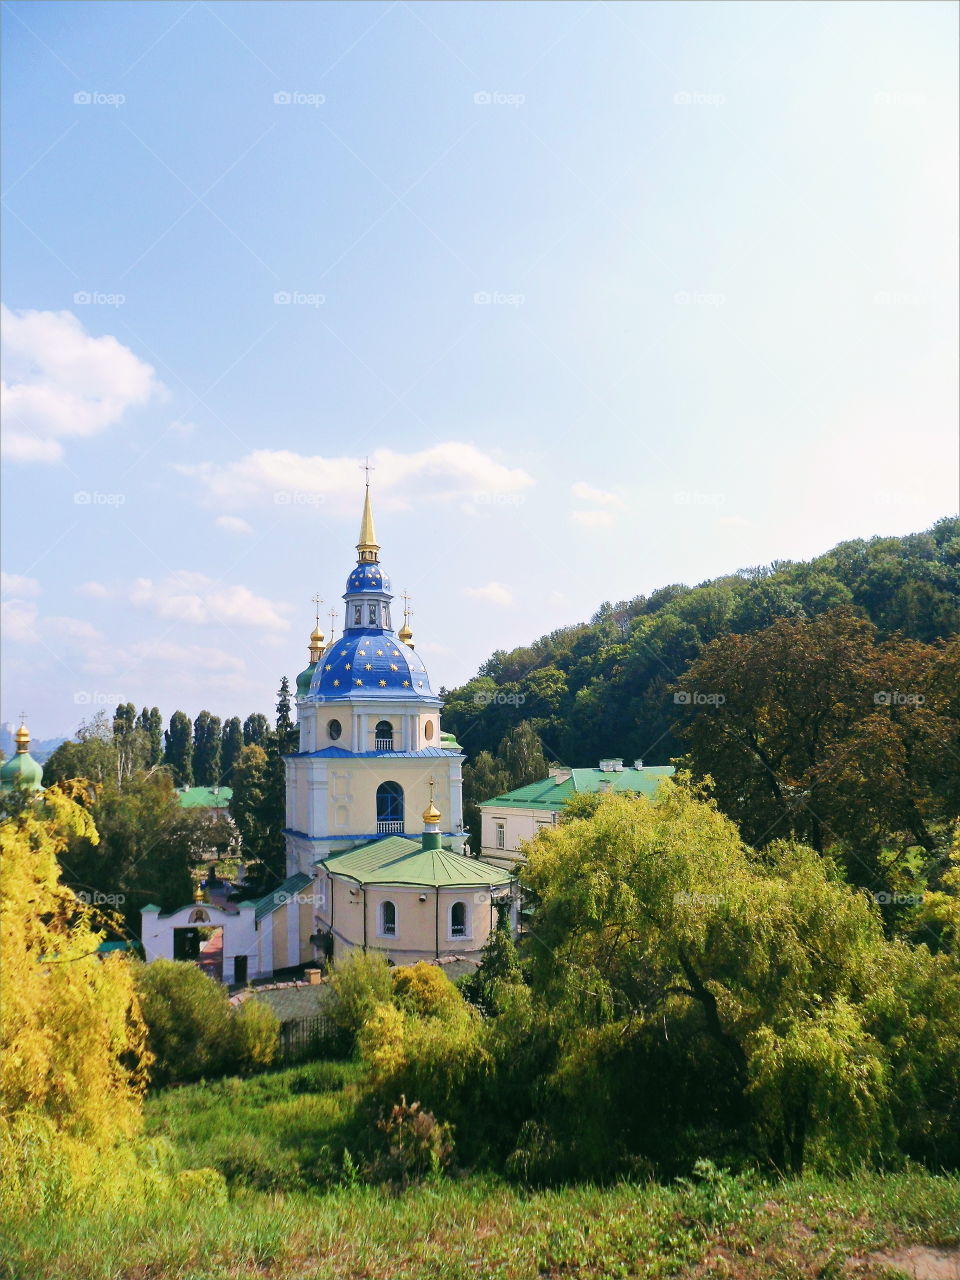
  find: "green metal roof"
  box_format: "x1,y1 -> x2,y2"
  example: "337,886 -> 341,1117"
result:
321,835 -> 513,888
479,765 -> 675,811
254,872 -> 313,921
177,786 -> 233,809
0,751 -> 43,791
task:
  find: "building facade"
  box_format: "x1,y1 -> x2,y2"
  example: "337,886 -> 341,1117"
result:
480,759 -> 675,869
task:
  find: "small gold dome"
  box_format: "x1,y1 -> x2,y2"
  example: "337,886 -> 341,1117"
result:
422,799 -> 442,824
398,620 -> 413,644
310,624 -> 324,646
14,722 -> 30,753
193,881 -> 205,903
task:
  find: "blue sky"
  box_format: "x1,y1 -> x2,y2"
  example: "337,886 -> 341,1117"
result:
2,0 -> 957,738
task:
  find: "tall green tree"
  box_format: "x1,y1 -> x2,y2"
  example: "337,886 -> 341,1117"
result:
163,711 -> 193,787
192,710 -> 222,786
462,749 -> 512,851
500,721 -> 548,789
275,676 -> 297,753
138,706 -> 163,766
242,713 -> 270,748
220,716 -> 243,784
228,744 -> 284,889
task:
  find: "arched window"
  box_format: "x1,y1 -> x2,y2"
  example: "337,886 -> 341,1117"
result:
380,900 -> 397,937
353,604 -> 362,626
375,720 -> 393,750
328,719 -> 342,741
376,781 -> 404,833
450,901 -> 467,938
368,603 -> 378,626
424,720 -> 434,741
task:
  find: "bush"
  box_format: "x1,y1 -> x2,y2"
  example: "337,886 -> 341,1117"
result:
329,950 -> 394,1046
391,963 -> 462,1019
374,1096 -> 453,1183
135,960 -> 232,1086
227,998 -> 279,1074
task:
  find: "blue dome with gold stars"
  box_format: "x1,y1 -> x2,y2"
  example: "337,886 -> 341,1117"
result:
345,562 -> 391,594
308,631 -> 437,702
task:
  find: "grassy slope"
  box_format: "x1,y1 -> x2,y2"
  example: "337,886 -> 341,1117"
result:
9,1061 -> 960,1280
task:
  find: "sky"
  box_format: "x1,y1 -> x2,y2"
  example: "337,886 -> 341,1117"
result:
2,0 -> 958,739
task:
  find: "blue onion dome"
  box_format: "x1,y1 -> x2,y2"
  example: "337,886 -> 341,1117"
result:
345,562 -> 391,595
309,631 -> 437,702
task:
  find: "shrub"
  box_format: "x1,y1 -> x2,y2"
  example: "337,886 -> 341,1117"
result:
374,1096 -> 453,1182
391,963 -> 462,1019
329,950 -> 394,1046
228,998 -> 279,1074
135,959 -> 232,1085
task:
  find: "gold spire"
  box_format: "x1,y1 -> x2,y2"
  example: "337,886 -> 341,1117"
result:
309,594 -> 324,661
422,776 -> 441,825
356,458 -> 379,563
398,591 -> 413,647
14,720 -> 29,754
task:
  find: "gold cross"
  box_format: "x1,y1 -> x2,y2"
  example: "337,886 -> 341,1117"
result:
359,456 -> 375,485
400,590 -> 412,622
312,593 -> 323,626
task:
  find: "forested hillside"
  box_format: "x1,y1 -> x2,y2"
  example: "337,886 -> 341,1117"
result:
441,518 -> 959,768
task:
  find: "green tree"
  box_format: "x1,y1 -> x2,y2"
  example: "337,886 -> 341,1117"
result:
500,721 -> 548,789
242,713 -> 270,748
275,677 -> 297,754
164,711 -> 193,787
462,907 -> 523,1015
462,750 -> 512,852
138,707 -> 163,766
220,716 -> 243,784
193,710 -> 222,787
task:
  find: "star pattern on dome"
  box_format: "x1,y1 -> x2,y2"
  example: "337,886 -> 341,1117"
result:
402,680 -> 410,687
390,663 -> 398,671
379,679 -> 387,687
355,678 -> 362,686
324,664 -> 332,670
333,679 -> 340,687
376,649 -> 384,656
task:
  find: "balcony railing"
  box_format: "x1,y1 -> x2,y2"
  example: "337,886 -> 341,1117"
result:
374,737 -> 394,751
377,820 -> 404,834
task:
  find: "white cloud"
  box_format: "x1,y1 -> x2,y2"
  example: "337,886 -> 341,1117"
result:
169,419 -> 196,437
464,581 -> 514,607
0,305 -> 162,463
1,572 -> 40,598
129,572 -> 289,631
216,515 -> 253,535
572,509 -> 616,528
44,615 -> 103,643
77,580 -> 112,598
131,640 -> 246,674
571,481 -> 626,508
1,599 -> 39,643
180,443 -> 534,511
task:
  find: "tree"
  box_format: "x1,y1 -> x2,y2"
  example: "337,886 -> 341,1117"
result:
220,717 -> 243,784
228,744 -> 281,886
193,710 -> 222,787
138,707 -> 163,766
242,714 -> 270,748
0,786 -> 150,1192
500,721 -> 548,789
164,711 -> 193,787
462,750 -> 512,851
462,907 -> 523,1015
275,677 -> 297,754
112,703 -> 149,787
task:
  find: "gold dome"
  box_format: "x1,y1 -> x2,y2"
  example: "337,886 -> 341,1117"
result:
422,799 -> 442,824
310,624 -> 325,646
14,722 -> 30,753
193,882 -> 205,903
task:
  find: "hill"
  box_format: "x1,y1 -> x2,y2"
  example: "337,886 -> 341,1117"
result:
440,517 -> 959,768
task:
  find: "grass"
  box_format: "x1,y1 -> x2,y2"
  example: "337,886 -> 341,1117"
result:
5,1061 -> 959,1280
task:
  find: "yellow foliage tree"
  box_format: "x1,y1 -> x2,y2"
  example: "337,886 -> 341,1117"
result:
0,785 -> 152,1210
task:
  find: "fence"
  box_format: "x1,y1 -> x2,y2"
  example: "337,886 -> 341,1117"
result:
277,1013 -> 343,1063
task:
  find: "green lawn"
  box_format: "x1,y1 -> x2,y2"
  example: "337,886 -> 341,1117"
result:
6,1061 -> 959,1280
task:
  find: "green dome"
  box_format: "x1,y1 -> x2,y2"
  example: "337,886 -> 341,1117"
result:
296,662 -> 317,697
0,750 -> 43,792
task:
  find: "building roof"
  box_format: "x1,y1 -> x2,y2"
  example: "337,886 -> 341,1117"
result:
254,872 -> 313,921
320,835 -> 514,888
0,749 -> 43,792
289,745 -> 461,760
307,629 -> 436,703
479,764 -> 675,812
176,786 -> 233,809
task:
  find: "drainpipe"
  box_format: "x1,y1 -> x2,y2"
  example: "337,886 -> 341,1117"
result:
435,886 -> 440,959
362,885 -> 368,951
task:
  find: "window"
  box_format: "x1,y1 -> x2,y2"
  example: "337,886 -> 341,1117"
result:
424,720 -> 434,741
450,901 -> 467,938
353,605 -> 362,626
368,603 -> 378,625
380,900 -> 397,937
328,719 -> 342,741
376,781 -> 404,832
495,823 -> 505,849
375,720 -> 393,750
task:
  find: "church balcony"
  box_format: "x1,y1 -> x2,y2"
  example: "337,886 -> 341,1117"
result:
377,819 -> 404,834
374,737 -> 394,751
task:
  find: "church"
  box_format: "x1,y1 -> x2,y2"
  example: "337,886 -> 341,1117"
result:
141,480 -> 516,982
